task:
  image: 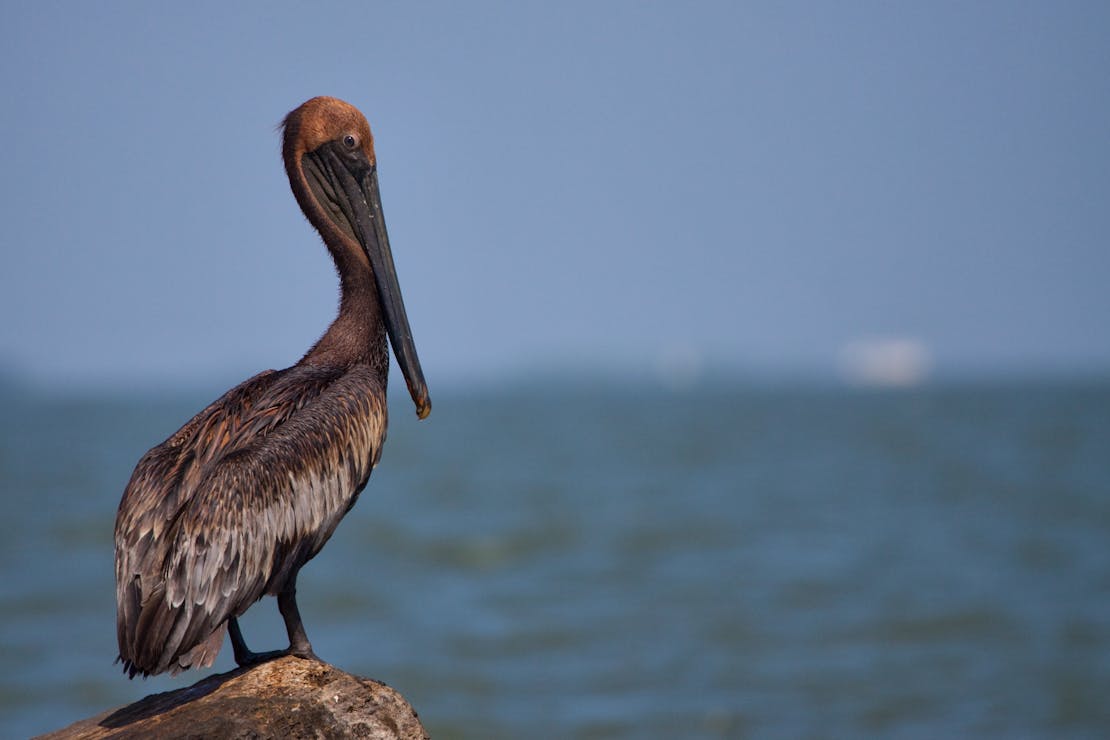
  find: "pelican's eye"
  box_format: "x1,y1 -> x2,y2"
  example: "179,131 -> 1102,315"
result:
343,134 -> 358,149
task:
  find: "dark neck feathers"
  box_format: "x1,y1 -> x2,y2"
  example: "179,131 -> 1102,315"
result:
284,149 -> 389,377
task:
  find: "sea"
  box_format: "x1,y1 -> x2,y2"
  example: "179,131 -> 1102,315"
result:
1,376 -> 1108,738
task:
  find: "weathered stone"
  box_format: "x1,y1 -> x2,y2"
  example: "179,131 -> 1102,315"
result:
37,657 -> 429,739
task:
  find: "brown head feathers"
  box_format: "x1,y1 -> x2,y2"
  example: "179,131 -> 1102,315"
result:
282,96 -> 376,164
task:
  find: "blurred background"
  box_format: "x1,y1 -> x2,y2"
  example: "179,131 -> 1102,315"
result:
2,2 -> 1108,737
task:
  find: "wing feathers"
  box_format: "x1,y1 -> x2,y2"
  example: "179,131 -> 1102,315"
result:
115,366 -> 385,677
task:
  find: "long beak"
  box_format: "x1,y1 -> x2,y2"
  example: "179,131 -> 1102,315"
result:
327,150 -> 431,419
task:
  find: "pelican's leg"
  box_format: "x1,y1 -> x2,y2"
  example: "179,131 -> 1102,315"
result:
279,577 -> 319,661
228,616 -> 284,667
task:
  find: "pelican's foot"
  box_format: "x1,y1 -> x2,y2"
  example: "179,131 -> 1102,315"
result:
228,617 -> 288,668
287,638 -> 320,662
234,648 -> 286,668
288,643 -> 319,661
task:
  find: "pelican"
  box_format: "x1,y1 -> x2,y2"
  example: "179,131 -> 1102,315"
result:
114,97 -> 430,678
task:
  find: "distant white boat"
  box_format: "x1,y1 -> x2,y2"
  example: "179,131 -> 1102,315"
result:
838,337 -> 932,387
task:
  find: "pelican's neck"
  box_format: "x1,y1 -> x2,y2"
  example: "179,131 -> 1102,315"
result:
304,254 -> 389,376
289,166 -> 389,377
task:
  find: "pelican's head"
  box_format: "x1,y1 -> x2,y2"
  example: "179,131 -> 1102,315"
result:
283,97 -> 430,419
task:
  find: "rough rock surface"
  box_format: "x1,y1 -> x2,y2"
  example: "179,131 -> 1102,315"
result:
36,656 -> 429,739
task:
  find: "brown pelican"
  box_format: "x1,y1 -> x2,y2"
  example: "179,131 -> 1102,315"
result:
114,97 -> 430,678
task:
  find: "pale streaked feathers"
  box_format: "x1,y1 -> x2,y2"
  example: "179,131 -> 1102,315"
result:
114,365 -> 386,677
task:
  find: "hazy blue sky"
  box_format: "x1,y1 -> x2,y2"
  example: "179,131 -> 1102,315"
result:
2,2 -> 1108,390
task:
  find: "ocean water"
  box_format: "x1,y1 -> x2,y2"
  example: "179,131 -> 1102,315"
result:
1,379 -> 1108,738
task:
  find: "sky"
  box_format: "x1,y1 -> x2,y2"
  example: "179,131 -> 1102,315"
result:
2,2 -> 1109,391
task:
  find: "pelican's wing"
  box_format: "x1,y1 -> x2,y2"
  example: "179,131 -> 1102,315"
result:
117,366 -> 385,677
116,369 -> 286,673
116,365 -> 327,675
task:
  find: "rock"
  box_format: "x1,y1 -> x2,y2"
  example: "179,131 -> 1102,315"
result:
36,656 -> 429,739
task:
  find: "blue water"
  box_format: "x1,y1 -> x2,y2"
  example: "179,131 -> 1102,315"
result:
1,379 -> 1109,738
